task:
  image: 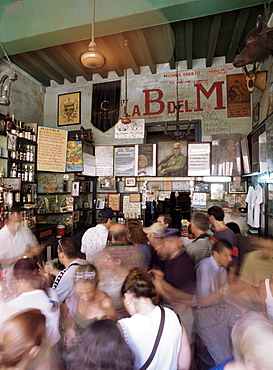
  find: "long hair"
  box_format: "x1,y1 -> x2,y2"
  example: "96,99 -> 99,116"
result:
126,219 -> 147,244
121,267 -> 156,299
70,320 -> 134,370
0,309 -> 46,368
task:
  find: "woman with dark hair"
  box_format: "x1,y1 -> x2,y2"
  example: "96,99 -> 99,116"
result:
118,268 -> 191,370
71,319 -> 134,370
7,258 -> 60,347
126,219 -> 152,269
0,309 -> 47,370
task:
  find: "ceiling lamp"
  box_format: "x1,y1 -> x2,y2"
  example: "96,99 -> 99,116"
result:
0,43 -> 18,106
80,0 -> 105,69
121,40 -> 131,124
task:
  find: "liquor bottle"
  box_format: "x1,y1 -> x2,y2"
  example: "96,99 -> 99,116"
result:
28,165 -> 34,182
26,145 -> 30,162
10,163 -> 17,178
19,144 -> 24,161
24,165 -> 28,182
18,121 -> 24,138
22,188 -> 27,203
17,163 -> 22,179
29,146 -> 34,162
31,128 -> 36,142
4,111 -> 12,132
0,167 -> 4,184
27,185 -> 32,202
23,146 -> 27,162
11,114 -> 16,136
15,192 -> 20,203
27,126 -> 31,141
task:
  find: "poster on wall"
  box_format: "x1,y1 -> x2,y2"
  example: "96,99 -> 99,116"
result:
226,73 -> 250,117
211,134 -> 242,176
66,140 -> 83,172
115,119 -> 145,139
114,146 -> 135,176
187,142 -> 211,176
58,91 -> 81,126
135,144 -> 156,176
95,146 -> 114,176
37,127 -> 67,172
123,194 -> 141,218
157,141 -> 187,176
82,153 -> 96,176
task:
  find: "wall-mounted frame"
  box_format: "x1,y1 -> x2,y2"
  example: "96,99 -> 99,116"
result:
72,210 -> 80,223
96,198 -> 105,209
98,176 -> 116,190
188,142 -> 211,176
108,193 -> 120,211
58,91 -> 81,126
7,133 -> 17,151
125,177 -> 136,187
240,135 -> 251,174
135,144 -> 156,176
71,181 -> 80,197
229,181 -> 247,194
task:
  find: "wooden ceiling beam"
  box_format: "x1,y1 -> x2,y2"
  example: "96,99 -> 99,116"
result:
16,53 -> 64,84
226,8 -> 251,63
61,44 -> 92,81
10,55 -> 50,86
114,34 -> 140,75
35,50 -> 75,83
185,20 -> 193,70
135,30 -> 156,74
206,14 -> 222,67
95,37 -> 124,77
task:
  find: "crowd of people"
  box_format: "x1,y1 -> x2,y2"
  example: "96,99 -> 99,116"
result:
1,205 -> 273,369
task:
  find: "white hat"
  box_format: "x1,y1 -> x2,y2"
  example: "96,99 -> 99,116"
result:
143,222 -> 166,237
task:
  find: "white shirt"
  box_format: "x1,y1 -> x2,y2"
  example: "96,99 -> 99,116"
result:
0,225 -> 38,282
81,224 -> 109,262
118,306 -> 181,370
246,184 -> 264,228
8,289 -> 60,346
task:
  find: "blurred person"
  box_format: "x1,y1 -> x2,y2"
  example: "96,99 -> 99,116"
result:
70,319 -> 134,370
185,213 -> 212,264
0,309 -> 47,370
118,268 -> 191,370
7,258 -> 60,348
259,273 -> 273,320
143,222 -> 167,271
150,228 -> 196,343
0,207 -> 44,286
181,224 -> 196,247
108,222 -> 129,244
208,206 -> 239,282
64,263 -> 116,347
81,207 -> 114,262
193,240 -> 244,366
95,244 -> 142,319
126,218 -> 152,268
210,312 -> 273,370
157,214 -> 172,228
44,238 -> 87,316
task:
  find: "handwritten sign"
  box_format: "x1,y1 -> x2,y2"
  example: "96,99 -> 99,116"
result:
37,127 -> 67,172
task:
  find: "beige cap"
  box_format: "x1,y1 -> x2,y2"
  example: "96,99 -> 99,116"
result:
143,222 -> 166,237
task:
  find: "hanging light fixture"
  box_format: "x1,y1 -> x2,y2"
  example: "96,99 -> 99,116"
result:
121,39 -> 131,124
80,0 -> 106,69
0,43 -> 18,106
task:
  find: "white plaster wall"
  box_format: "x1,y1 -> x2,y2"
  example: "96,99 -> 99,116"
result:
0,59 -> 44,124
44,56 -> 252,145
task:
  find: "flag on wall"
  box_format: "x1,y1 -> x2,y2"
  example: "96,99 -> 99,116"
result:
91,80 -> 121,132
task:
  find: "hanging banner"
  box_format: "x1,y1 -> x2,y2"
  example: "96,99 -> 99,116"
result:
91,80 -> 121,132
37,127 -> 67,172
66,140 -> 83,172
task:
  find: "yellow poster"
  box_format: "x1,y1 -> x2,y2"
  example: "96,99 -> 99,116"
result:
37,127 -> 67,172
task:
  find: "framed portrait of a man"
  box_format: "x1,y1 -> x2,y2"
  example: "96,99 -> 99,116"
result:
157,141 -> 187,176
135,144 -> 156,176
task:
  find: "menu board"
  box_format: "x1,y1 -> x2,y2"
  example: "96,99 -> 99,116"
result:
37,127 -> 67,172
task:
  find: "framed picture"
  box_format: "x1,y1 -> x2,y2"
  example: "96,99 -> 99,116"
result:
135,144 -> 156,176
210,183 -> 225,200
229,181 -> 247,193
188,142 -> 211,176
125,177 -> 136,187
7,133 -> 17,151
98,176 -> 116,190
83,201 -> 90,209
72,210 -> 80,223
108,193 -> 120,211
71,181 -> 80,197
58,91 -> 81,126
240,135 -> 251,174
157,141 -> 187,176
114,146 -> 135,176
96,199 -> 105,209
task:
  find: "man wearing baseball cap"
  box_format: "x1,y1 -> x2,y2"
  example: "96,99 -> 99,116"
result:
81,207 -> 114,262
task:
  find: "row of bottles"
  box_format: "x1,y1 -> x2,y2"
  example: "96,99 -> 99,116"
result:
10,163 -> 34,182
10,144 -> 35,162
1,111 -> 36,141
